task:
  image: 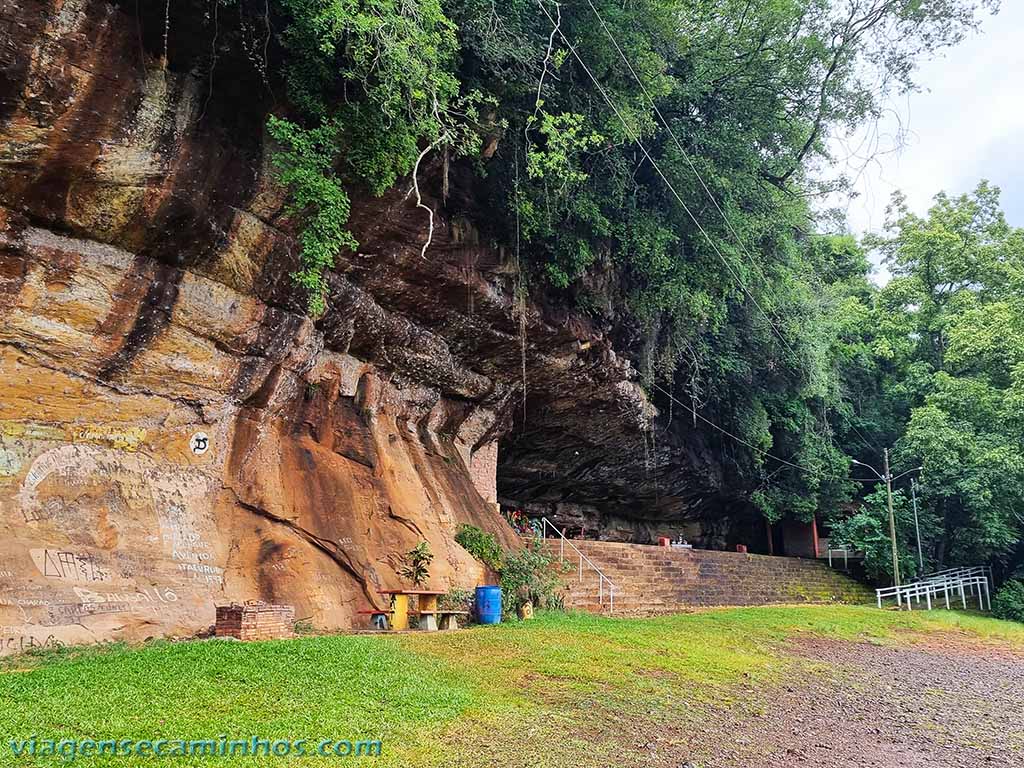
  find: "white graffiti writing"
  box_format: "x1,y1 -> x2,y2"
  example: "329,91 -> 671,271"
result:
73,586 -> 178,605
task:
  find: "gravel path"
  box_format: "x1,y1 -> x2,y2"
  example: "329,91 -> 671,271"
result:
678,635 -> 1024,767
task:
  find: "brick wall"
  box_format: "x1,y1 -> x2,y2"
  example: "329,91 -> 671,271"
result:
215,602 -> 295,641
468,441 -> 498,503
546,540 -> 871,616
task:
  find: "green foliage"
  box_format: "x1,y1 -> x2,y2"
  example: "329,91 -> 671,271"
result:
454,524 -> 503,571
438,587 -> 474,612
276,0 -> 460,127
830,487 -> 923,584
267,115 -> 356,315
399,541 -> 434,587
256,0 -> 994,327
498,540 -> 562,616
848,182 -> 1024,571
293,619 -> 317,635
525,111 -> 603,187
993,580 -> 1024,624
266,0 -> 470,311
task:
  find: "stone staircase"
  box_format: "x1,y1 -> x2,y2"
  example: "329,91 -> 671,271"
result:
542,539 -> 872,616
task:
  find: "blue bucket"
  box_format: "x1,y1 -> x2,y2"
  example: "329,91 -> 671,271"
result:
475,585 -> 502,625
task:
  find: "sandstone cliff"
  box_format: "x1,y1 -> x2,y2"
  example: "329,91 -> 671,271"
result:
0,0 -> 715,649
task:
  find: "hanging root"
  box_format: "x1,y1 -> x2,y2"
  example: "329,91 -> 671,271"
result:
411,138 -> 443,259
519,288 -> 527,425
199,0 -> 220,121
514,149 -> 528,427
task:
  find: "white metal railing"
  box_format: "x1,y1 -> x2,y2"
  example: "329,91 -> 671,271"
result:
827,548 -> 850,570
538,517 -> 617,613
921,565 -> 993,586
875,566 -> 992,612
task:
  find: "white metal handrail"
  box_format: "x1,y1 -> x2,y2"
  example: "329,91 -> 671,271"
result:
876,570 -> 992,612
539,517 -> 617,613
921,565 -> 993,585
827,548 -> 850,570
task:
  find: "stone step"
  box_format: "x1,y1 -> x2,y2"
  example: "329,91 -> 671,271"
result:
545,539 -> 872,616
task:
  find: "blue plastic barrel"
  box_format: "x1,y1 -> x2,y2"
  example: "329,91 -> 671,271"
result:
475,585 -> 502,624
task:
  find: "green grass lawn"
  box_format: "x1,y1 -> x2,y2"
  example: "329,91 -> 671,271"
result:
1,606 -> 1021,767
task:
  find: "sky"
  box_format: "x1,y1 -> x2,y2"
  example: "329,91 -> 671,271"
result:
824,2 -> 1024,279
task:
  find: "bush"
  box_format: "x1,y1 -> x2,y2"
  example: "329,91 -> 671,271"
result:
399,541 -> 434,587
499,540 -> 562,617
454,525 -> 564,618
829,488 -> 920,584
438,588 -> 474,613
993,580 -> 1024,623
455,524 -> 503,571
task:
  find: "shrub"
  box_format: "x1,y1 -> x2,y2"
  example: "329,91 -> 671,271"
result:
993,580 -> 1024,623
438,588 -> 474,613
499,540 -> 562,617
455,524 -> 503,571
293,619 -> 317,635
399,541 -> 433,587
829,488 -> 920,584
454,525 -> 564,618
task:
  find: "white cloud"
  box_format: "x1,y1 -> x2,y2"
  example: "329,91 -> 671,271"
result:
822,3 -> 1024,280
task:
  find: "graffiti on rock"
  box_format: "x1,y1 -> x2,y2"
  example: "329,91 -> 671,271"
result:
30,549 -> 111,583
0,633 -> 62,656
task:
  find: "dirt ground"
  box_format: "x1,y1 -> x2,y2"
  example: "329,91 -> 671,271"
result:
673,635 -> 1024,767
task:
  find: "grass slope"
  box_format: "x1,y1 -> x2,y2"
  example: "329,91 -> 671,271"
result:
1,606 -> 1021,767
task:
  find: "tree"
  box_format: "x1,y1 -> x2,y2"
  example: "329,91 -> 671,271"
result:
861,182 -> 1024,570
830,487 -> 926,582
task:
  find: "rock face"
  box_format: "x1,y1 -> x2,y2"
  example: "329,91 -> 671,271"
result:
0,219 -> 519,650
0,0 -> 730,649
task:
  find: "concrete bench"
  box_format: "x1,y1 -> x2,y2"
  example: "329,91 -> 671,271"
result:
436,610 -> 470,630
356,609 -> 391,631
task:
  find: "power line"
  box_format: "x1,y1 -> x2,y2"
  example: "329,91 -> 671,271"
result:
848,422 -> 882,455
533,1 -> 881,479
652,384 -> 839,479
580,0 -> 783,324
532,0 -> 799,361
577,1 -> 885,457
534,0 -> 829,480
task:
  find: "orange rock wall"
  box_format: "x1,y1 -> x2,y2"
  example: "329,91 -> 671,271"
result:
0,225 -> 513,652
0,0 -> 661,654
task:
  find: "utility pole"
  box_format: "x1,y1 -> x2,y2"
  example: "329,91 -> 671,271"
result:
851,454 -> 922,589
911,478 -> 924,573
883,449 -> 901,586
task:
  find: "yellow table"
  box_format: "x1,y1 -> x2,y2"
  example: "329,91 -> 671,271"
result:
379,589 -> 445,631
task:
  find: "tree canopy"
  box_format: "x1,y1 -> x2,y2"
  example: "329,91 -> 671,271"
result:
838,183 -> 1024,580
198,0 -> 1019,583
